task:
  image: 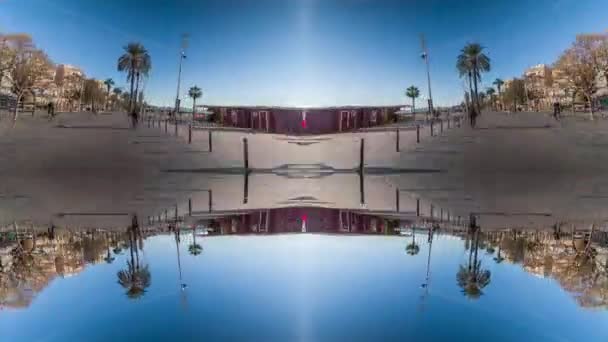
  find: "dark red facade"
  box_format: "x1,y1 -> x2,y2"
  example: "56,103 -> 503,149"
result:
206,105 -> 402,135
206,207 -> 395,235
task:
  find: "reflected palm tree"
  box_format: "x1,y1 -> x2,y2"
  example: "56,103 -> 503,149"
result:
457,220 -> 491,299
104,248 -> 115,264
188,226 -> 203,256
117,262 -> 151,299
116,217 -> 151,299
493,246 -> 505,264
406,227 -> 420,255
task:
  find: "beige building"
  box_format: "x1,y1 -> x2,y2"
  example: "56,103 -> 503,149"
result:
524,64 -> 553,110
55,64 -> 85,111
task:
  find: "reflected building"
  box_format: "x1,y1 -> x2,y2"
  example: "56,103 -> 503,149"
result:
477,228 -> 608,309
0,226 -> 131,309
189,207 -> 408,236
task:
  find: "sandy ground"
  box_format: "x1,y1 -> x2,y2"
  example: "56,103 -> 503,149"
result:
1,111 -> 607,229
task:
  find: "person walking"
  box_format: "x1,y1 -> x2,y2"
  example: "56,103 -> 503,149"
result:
469,107 -> 478,128
47,101 -> 55,119
130,109 -> 139,129
553,101 -> 561,120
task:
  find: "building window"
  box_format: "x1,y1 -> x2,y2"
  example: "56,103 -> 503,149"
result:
231,110 -> 238,126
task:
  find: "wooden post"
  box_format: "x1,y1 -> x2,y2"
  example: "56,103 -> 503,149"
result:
359,171 -> 365,205
188,124 -> 192,144
396,129 -> 400,152
243,172 -> 249,204
430,204 -> 434,219
175,205 -> 178,222
208,190 -> 213,212
208,130 -> 213,152
359,138 -> 365,175
416,125 -> 420,143
243,137 -> 249,171
175,121 -> 178,136
188,198 -> 192,216
165,119 -> 168,133
430,121 -> 434,136
416,198 -> 420,217
440,119 -> 443,133
395,188 -> 400,212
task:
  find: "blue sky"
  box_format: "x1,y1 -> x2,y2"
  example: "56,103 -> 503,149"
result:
1,0 -> 608,107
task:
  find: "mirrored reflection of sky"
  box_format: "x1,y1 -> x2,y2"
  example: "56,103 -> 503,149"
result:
2,232 -> 607,341
2,0 -> 608,107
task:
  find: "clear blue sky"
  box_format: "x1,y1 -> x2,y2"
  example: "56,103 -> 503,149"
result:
2,0 -> 607,107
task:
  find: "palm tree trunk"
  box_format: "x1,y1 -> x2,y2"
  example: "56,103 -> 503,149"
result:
467,72 -> 474,110
473,229 -> 480,270
129,230 -> 135,268
192,97 -> 196,118
497,87 -> 502,111
473,70 -> 480,113
134,72 -> 141,113
411,98 -> 415,117
128,72 -> 135,112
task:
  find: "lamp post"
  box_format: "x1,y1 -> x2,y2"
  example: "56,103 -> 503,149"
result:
420,34 -> 434,119
174,34 -> 188,116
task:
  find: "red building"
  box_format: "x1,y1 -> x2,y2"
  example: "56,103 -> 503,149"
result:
205,105 -> 402,135
204,207 -> 400,235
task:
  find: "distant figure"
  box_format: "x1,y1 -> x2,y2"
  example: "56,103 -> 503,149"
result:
469,107 -> 478,128
469,213 -> 477,230
131,214 -> 139,231
553,101 -> 561,120
130,110 -> 139,129
47,102 -> 55,119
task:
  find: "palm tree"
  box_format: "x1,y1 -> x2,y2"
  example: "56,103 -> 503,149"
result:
103,78 -> 114,111
188,226 -> 203,256
493,246 -> 505,263
406,227 -> 420,255
456,226 -> 491,299
112,87 -> 123,111
117,43 -> 151,112
457,43 -> 491,113
104,248 -> 115,264
405,86 -> 420,117
117,262 -> 151,299
493,78 -> 504,110
188,86 -> 203,118
116,224 -> 151,299
486,87 -> 496,110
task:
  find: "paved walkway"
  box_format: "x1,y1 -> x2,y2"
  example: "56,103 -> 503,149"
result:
1,111 -> 608,228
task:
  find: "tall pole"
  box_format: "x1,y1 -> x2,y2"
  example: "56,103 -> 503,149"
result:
420,34 -> 434,117
175,34 -> 189,115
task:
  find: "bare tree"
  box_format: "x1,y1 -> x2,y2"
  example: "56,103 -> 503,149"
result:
1,34 -> 53,121
555,36 -> 600,120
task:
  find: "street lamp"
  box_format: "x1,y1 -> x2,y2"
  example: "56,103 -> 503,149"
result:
175,34 -> 189,116
420,34 -> 434,119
